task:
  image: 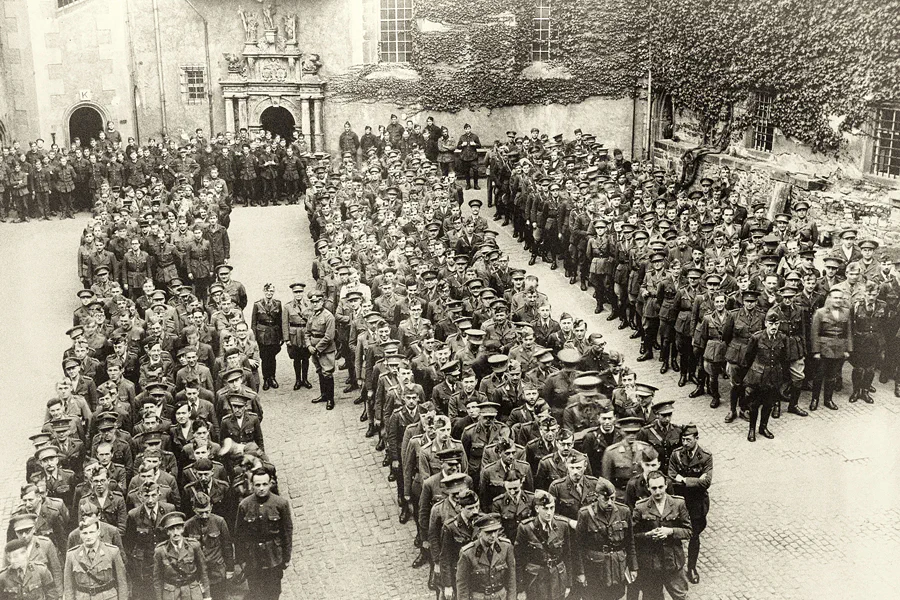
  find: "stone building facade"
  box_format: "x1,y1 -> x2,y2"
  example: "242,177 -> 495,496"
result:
652,104 -> 900,246
0,0 -> 648,158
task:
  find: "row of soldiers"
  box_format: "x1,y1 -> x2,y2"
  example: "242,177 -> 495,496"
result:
302,122 -> 716,600
1,150 -> 302,600
0,128 -> 318,222
483,128 -> 900,433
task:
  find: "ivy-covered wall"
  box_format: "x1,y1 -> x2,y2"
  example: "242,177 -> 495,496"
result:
328,0 -> 647,112
650,0 -> 900,155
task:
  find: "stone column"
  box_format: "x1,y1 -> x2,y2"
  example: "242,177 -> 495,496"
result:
300,98 -> 311,150
225,98 -> 236,133
312,98 -> 324,152
238,97 -> 249,131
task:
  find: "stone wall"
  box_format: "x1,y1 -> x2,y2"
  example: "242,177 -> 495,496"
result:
653,139 -> 900,247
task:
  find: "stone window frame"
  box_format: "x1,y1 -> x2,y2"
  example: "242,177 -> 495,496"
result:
180,65 -> 207,106
531,0 -> 556,62
867,103 -> 900,181
379,0 -> 414,64
748,91 -> 775,153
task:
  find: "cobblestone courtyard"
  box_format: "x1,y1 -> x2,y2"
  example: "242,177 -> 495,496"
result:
2,197 -> 899,599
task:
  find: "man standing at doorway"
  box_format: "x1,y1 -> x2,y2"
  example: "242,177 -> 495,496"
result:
457,124 -> 482,190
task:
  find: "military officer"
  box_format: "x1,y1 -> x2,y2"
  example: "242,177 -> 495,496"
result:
514,490 -> 573,600
0,537 -> 58,600
306,290 -> 337,410
600,418 -> 651,502
573,478 -> 637,600
742,309 -> 788,442
63,517 -> 129,600
251,283 -> 284,390
152,511 -> 211,600
667,424 -> 712,585
635,399 -> 681,468
439,489 -> 480,600
455,513 -> 515,600
184,493 -> 234,600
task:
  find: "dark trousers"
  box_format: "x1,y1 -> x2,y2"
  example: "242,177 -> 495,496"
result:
635,568 -> 688,600
460,160 -> 478,187
260,178 -> 275,204
35,191 -> 50,218
58,191 -> 74,217
812,357 -> 844,401
287,344 -> 310,383
246,566 -> 284,600
748,386 -> 777,431
239,178 -> 257,203
259,343 -> 280,380
686,505 -> 708,570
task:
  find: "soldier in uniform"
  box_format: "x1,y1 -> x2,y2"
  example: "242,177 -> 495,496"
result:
124,481 -> 173,600
8,512 -> 62,597
234,468 -> 292,600
742,310 -> 788,442
1,537 -> 58,600
63,517 -> 129,600
251,284 -> 284,391
810,288 -> 852,412
439,489 -> 479,600
513,490 -> 573,600
723,290 -> 763,423
306,290 -> 337,410
152,511 -> 210,600
849,280 -> 885,404
635,399 -> 681,469
573,477 -> 637,600
282,283 -> 312,390
631,471 -> 691,600
600,418 -> 651,503
455,513 -> 516,600
184,492 -> 234,600
667,424 -> 712,585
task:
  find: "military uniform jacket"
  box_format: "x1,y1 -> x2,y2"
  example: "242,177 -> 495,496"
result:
440,514 -> 476,587
184,513 -> 234,585
0,561 -> 57,600
479,460 -> 534,510
723,307 -> 764,365
636,421 -> 682,468
536,451 -> 591,492
305,308 -> 336,354
600,440 -> 651,497
698,310 -> 731,363
63,542 -> 128,600
742,330 -> 788,389
772,302 -> 808,362
573,501 -> 637,587
234,492 -> 292,570
461,421 -> 503,475
152,538 -> 209,600
548,475 -> 602,522
514,516 -> 572,598
281,300 -> 309,347
851,299 -> 886,362
124,503 -> 175,576
668,445 -> 713,516
632,495 -> 692,572
219,412 -> 264,451
456,539 -> 516,600
251,299 -> 283,346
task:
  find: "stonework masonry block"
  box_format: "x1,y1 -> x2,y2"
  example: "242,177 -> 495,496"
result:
45,31 -> 59,49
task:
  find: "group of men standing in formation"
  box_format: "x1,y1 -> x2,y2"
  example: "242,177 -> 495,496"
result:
3,110 -> 896,600
3,127 -> 305,600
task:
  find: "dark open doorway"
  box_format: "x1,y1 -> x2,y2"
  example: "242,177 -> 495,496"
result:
260,106 -> 295,142
69,106 -> 104,147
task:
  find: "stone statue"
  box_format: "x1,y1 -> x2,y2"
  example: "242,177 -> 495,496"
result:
283,14 -> 297,43
239,7 -> 258,42
262,3 -> 276,31
302,53 -> 323,76
223,53 -> 246,75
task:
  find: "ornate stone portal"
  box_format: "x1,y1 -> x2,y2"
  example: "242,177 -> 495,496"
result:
222,3 -> 326,150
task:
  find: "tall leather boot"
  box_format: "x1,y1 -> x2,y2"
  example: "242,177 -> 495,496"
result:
636,337 -> 653,362
607,294 -> 619,321
659,342 -> 671,374
709,373 -> 720,408
528,250 -> 538,266
725,386 -> 740,422
787,387 -> 808,416
311,372 -> 326,404
759,403 -> 775,438
688,372 -> 706,398
293,360 -> 303,390
862,370 -> 876,403
823,378 -> 839,410
747,405 -> 758,442
325,375 -> 336,410
550,252 -> 558,270
301,358 -> 312,388
849,369 -> 861,403
580,275 -> 588,292
771,399 -> 781,418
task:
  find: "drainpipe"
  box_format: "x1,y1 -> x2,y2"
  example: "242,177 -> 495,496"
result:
645,64 -> 652,162
181,0 -> 215,137
152,0 -> 167,135
123,0 -> 141,143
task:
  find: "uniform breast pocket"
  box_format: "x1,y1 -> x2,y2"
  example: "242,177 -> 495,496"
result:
471,443 -> 484,458
609,521 -> 626,542
267,514 -> 282,536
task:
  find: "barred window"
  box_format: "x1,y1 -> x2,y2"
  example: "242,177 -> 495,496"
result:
58,0 -> 88,8
379,0 -> 413,63
531,0 -> 555,62
751,92 -> 775,152
180,66 -> 207,105
871,105 -> 900,179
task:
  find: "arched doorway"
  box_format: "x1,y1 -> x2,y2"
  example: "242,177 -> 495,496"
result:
260,106 -> 295,142
69,105 -> 104,147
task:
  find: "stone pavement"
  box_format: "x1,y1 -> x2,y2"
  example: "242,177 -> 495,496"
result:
3,200 -> 899,600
